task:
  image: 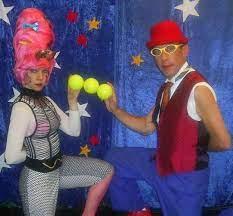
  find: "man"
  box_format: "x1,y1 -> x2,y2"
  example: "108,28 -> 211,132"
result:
104,20 -> 231,216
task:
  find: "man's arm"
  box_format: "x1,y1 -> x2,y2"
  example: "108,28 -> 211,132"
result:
195,85 -> 231,151
105,83 -> 156,135
112,106 -> 156,135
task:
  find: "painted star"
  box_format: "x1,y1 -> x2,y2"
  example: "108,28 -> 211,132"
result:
175,0 -> 200,22
8,87 -> 20,103
87,17 -> 100,31
0,0 -> 14,25
77,34 -> 88,47
131,54 -> 144,66
54,51 -> 61,69
66,102 -> 91,118
79,144 -> 91,157
0,152 -> 11,173
89,135 -> 100,146
66,10 -> 78,23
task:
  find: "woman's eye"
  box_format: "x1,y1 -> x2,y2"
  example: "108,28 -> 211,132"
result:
43,70 -> 49,75
31,69 -> 38,73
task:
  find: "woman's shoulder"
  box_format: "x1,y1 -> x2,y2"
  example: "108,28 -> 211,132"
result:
13,100 -> 30,109
12,101 -> 33,113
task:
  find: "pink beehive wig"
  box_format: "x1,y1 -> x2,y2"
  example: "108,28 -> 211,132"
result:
13,8 -> 55,84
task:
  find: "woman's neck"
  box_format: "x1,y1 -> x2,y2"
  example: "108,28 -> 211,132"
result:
20,87 -> 44,98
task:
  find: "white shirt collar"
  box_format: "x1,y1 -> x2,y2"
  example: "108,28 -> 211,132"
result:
166,62 -> 189,84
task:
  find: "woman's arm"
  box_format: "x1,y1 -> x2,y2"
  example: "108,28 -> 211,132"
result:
47,97 -> 81,137
5,102 -> 32,164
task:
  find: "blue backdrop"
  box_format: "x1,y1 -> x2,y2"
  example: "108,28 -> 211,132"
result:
0,0 -> 233,211
112,0 -> 233,209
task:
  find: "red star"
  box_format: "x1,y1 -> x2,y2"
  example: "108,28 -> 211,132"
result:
77,34 -> 88,47
66,10 -> 78,23
89,135 -> 100,146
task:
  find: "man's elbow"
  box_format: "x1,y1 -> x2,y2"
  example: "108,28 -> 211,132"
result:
219,135 -> 232,150
141,128 -> 156,136
208,134 -> 232,152
224,136 -> 232,150
141,130 -> 153,136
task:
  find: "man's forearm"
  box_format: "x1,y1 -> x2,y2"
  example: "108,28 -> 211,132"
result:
208,135 -> 231,152
112,108 -> 150,134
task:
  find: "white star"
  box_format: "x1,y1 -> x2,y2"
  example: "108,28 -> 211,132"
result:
0,0 -> 14,25
0,152 -> 11,173
8,87 -> 20,103
175,0 -> 200,22
54,51 -> 61,69
78,103 -> 91,117
66,102 -> 91,117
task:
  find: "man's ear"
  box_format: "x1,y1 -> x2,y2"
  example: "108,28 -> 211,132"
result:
182,44 -> 189,57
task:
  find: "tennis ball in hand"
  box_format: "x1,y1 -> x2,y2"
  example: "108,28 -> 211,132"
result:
68,74 -> 84,90
83,78 -> 99,94
97,84 -> 113,100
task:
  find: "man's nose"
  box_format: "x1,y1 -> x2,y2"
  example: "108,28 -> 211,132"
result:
160,51 -> 169,60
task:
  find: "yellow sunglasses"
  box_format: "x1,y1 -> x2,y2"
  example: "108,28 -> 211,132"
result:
150,44 -> 184,57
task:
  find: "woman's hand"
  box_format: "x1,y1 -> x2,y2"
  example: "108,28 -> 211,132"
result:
67,87 -> 80,111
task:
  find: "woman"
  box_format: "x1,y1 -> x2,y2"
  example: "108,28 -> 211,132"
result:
5,8 -> 113,216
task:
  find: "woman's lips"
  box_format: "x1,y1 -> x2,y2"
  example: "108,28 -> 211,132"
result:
35,84 -> 43,88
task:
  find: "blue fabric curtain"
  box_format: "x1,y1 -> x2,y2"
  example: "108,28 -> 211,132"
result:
113,0 -> 233,208
1,0 -> 233,209
0,0 -> 115,207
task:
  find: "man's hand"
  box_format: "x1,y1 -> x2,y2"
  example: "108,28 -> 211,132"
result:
104,82 -> 119,114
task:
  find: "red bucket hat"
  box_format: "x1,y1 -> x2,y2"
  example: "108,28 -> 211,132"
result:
146,20 -> 188,49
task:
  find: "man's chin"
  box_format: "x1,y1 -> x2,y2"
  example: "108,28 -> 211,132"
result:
163,71 -> 176,79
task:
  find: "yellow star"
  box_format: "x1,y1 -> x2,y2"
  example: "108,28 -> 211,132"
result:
87,17 -> 100,30
79,144 -> 91,157
131,54 -> 144,66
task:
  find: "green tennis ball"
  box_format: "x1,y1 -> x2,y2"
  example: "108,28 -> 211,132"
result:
97,84 -> 113,100
83,78 -> 99,94
68,74 -> 84,90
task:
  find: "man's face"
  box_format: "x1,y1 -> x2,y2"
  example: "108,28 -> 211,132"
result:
150,43 -> 189,79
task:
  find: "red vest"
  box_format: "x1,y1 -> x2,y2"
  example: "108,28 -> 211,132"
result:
153,71 -> 209,176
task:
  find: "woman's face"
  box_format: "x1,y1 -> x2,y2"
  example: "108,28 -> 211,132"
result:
23,68 -> 49,91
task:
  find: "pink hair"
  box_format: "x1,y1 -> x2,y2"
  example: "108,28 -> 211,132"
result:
13,8 -> 55,84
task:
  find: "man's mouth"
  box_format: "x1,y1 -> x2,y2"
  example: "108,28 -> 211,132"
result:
162,64 -> 173,68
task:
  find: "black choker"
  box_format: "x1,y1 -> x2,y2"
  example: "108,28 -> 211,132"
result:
20,87 -> 44,98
